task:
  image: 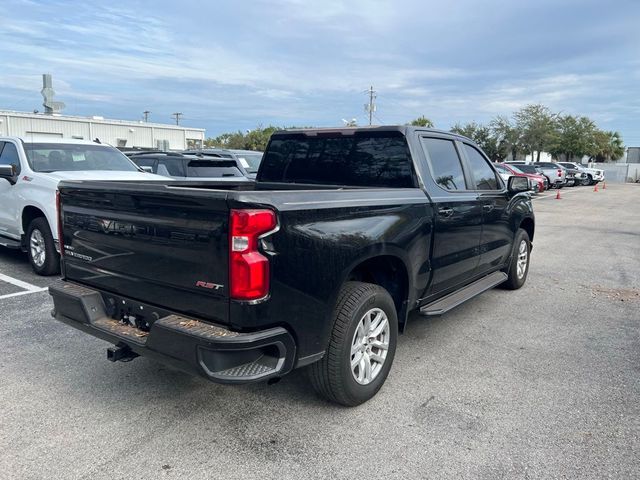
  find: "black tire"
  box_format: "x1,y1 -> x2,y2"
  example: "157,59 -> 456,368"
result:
501,228 -> 530,290
581,176 -> 590,186
587,174 -> 594,185
26,217 -> 60,276
308,281 -> 398,407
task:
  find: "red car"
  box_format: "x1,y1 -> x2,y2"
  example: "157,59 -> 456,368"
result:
495,163 -> 546,193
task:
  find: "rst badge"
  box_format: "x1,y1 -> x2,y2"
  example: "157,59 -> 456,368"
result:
195,281 -> 224,290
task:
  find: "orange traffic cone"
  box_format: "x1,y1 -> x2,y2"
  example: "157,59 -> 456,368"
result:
556,189 -> 561,200
603,181 -> 606,190
594,183 -> 599,192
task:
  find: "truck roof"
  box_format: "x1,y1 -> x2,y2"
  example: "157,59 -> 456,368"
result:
271,125 -> 471,142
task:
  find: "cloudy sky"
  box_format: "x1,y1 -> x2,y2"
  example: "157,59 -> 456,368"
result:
1,0 -> 639,142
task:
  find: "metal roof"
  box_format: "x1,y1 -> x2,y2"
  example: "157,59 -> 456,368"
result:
0,110 -> 205,132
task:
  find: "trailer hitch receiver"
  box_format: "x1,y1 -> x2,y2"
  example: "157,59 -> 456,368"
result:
107,343 -> 139,362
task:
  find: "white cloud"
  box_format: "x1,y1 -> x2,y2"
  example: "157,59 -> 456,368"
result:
1,0 -> 638,136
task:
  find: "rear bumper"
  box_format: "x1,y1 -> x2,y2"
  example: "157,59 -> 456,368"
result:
49,281 -> 296,384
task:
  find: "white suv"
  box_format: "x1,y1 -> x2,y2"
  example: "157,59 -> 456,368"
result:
0,137 -> 167,275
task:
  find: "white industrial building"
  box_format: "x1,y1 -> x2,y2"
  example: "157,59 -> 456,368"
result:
0,110 -> 205,150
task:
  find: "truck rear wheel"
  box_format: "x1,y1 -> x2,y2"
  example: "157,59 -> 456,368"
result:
309,281 -> 398,406
501,228 -> 530,290
27,217 -> 60,276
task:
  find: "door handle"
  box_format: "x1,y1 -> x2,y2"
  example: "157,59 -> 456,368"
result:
438,207 -> 454,217
482,204 -> 494,212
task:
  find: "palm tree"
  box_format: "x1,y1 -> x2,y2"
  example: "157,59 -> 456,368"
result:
593,130 -> 625,162
607,131 -> 625,160
408,116 -> 434,128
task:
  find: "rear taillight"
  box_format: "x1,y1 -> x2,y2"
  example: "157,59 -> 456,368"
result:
56,190 -> 64,256
229,209 -> 277,301
557,169 -> 562,177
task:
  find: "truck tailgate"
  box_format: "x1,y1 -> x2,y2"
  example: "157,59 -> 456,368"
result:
58,182 -> 231,325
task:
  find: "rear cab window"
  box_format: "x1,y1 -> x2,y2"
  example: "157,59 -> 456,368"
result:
259,131 -> 416,188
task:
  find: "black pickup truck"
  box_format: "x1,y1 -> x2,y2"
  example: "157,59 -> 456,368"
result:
50,126 -> 535,406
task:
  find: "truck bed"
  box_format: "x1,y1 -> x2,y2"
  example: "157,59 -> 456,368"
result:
58,180 -> 428,331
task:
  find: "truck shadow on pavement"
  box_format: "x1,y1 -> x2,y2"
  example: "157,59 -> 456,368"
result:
49,307 -> 451,411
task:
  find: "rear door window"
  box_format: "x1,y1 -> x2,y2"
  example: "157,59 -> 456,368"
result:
463,144 -> 500,190
421,137 -> 468,191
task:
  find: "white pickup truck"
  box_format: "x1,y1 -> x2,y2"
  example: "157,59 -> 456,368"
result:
0,137 -> 166,275
558,162 -> 605,186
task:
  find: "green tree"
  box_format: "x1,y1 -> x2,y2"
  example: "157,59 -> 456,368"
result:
243,126 -> 281,151
548,115 -> 598,162
593,130 -> 625,162
206,131 -> 246,148
514,104 -> 557,162
204,125 -> 286,151
490,115 -> 522,161
408,116 -> 434,127
450,121 -> 506,161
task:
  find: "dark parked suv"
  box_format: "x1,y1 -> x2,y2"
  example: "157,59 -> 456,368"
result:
127,152 -> 251,181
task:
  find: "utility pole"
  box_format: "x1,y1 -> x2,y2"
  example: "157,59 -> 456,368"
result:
364,86 -> 376,126
171,112 -> 183,125
143,110 -> 151,122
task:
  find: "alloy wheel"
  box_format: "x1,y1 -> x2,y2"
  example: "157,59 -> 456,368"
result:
350,308 -> 390,385
516,239 -> 528,279
30,228 -> 46,268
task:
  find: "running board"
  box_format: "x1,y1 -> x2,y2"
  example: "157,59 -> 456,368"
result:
419,271 -> 508,316
0,235 -> 21,249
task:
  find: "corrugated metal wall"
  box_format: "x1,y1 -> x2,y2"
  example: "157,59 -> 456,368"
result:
0,112 -> 204,149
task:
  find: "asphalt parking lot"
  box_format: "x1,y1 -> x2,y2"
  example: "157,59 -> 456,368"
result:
1,184 -> 639,479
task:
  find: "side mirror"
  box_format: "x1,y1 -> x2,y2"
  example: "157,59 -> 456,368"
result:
508,175 -> 530,194
140,166 -> 154,173
0,165 -> 17,184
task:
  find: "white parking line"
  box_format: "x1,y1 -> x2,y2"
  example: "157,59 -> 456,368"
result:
0,272 -> 49,300
0,272 -> 44,291
0,288 -> 49,300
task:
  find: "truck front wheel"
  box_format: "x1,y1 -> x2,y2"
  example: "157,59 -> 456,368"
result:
501,228 -> 530,290
309,281 -> 398,407
27,217 -> 60,276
